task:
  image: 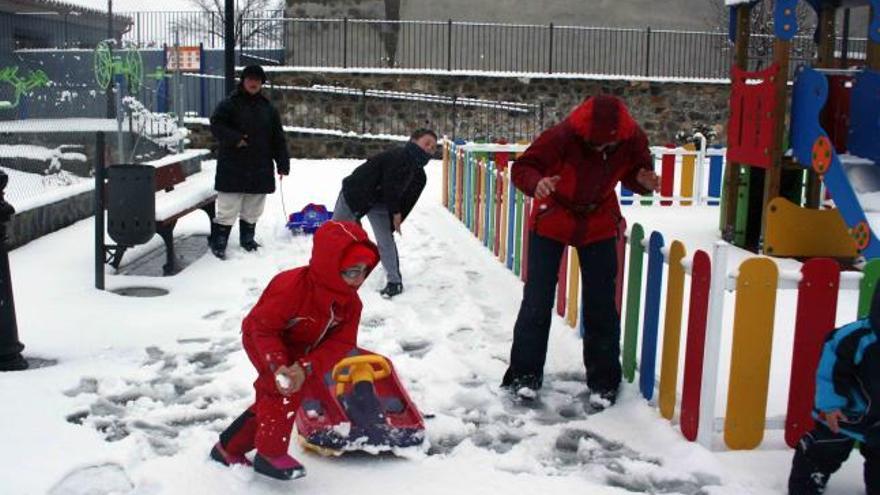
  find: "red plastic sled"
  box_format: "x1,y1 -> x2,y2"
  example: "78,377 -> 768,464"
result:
295,348 -> 426,455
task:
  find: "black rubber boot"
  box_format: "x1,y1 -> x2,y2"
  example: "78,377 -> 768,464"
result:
379,282 -> 403,299
208,223 -> 232,260
239,220 -> 261,252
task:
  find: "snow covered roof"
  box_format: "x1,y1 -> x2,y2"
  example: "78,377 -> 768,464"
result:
0,0 -> 127,19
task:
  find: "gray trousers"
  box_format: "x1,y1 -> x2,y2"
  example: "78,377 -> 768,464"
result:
332,192 -> 401,284
214,192 -> 267,226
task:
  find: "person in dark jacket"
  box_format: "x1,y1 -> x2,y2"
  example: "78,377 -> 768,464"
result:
331,128 -> 437,299
788,286 -> 880,494
208,65 -> 290,259
501,95 -> 659,407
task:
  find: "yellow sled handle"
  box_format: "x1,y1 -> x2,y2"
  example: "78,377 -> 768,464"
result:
332,355 -> 392,397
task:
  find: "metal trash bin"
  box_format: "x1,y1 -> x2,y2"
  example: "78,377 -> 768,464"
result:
107,164 -> 155,246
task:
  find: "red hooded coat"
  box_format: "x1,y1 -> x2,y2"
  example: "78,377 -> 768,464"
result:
242,220 -> 379,397
511,95 -> 654,246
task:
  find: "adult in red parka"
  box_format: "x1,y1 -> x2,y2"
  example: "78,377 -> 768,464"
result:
210,220 -> 379,480
501,95 -> 660,407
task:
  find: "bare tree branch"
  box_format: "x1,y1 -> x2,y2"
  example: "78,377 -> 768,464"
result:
705,1 -> 818,70
172,0 -> 284,48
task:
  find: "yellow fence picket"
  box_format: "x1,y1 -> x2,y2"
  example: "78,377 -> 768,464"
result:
659,240 -> 687,420
724,258 -> 779,450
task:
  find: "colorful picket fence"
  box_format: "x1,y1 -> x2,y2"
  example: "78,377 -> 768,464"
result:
442,138 -> 727,216
442,138 -> 880,451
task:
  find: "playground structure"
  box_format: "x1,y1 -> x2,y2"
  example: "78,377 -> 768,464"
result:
442,139 -> 880,450
94,41 -> 144,94
0,66 -> 49,110
720,0 -> 880,260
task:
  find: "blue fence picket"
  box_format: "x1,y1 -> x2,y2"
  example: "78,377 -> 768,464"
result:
640,231 -> 665,401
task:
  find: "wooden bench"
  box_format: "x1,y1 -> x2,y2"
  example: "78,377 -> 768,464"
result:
105,153 -> 216,275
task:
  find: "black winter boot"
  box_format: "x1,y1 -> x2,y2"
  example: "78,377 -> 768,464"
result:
379,282 -> 403,299
208,223 -> 232,259
239,220 -> 261,252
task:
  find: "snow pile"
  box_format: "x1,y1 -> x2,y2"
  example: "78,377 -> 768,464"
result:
123,97 -> 189,150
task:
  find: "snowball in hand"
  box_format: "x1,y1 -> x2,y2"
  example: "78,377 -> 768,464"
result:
275,372 -> 292,389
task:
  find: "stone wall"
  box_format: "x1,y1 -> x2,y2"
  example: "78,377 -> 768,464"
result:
268,70 -> 731,148
187,122 -> 403,160
188,71 -> 733,159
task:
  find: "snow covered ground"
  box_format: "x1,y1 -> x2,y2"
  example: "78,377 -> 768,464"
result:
0,159 -> 868,494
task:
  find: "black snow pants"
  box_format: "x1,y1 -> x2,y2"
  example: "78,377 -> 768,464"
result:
501,232 -> 621,394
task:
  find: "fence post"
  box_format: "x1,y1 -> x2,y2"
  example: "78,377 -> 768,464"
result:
644,27 -> 652,77
548,23 -> 554,74
137,12 -> 141,47
199,43 -> 206,117
697,240 -> 730,449
539,102 -> 545,131
361,89 -> 367,135
95,132 -> 106,291
447,19 -> 453,71
694,132 -> 707,205
0,170 -> 26,372
451,96 -> 458,140
343,17 -> 348,69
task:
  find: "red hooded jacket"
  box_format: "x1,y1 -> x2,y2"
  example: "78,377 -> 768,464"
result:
512,95 -> 654,246
241,221 -> 379,395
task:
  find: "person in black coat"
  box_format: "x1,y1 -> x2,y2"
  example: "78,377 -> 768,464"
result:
208,65 -> 290,259
331,129 -> 437,298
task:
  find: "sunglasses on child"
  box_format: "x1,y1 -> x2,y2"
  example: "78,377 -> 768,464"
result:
340,266 -> 368,279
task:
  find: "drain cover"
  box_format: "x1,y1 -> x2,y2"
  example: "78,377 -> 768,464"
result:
111,286 -> 169,297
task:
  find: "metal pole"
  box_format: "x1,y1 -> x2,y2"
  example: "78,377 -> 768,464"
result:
199,43 -> 206,117
95,132 -> 106,291
361,89 -> 367,135
842,8 -> 851,65
343,17 -> 348,68
451,96 -> 458,140
224,0 -> 236,95
106,0 -> 114,119
644,27 -> 652,77
176,28 -> 184,151
115,81 -> 124,163
0,170 -> 26,371
547,23 -> 554,74
447,19 -> 453,71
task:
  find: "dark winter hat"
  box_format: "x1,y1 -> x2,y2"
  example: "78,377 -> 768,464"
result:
240,65 -> 267,83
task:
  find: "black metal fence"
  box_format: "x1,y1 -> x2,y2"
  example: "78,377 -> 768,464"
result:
121,10 -> 285,49
2,8 -> 871,79
244,17 -> 870,79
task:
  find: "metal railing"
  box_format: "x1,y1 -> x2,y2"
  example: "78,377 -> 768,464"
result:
2,9 -> 870,79
243,17 -> 871,79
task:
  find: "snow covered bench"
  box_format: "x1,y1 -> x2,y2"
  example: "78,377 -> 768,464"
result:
105,152 -> 216,275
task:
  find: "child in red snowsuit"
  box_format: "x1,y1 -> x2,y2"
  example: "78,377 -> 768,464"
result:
210,220 -> 379,480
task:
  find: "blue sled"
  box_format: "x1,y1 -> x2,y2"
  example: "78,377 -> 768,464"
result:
286,203 -> 333,234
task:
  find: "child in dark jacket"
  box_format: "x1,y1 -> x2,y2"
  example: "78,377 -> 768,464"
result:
789,287 -> 880,494
210,221 -> 379,481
